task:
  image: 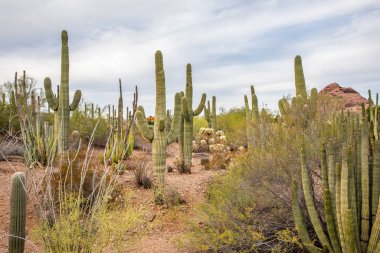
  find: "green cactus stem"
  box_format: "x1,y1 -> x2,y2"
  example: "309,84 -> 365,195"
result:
294,55 -> 307,99
181,63 -> 206,173
118,79 -> 123,139
204,100 -> 211,128
244,85 -> 260,149
136,50 -> 182,203
211,96 -> 217,130
8,172 -> 26,253
44,30 -> 81,162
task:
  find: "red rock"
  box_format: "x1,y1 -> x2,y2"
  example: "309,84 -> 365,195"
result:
320,83 -> 368,112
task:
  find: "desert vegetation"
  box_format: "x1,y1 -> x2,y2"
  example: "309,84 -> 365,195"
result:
0,28 -> 378,253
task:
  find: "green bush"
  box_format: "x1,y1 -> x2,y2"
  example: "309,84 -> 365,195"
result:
70,104 -> 110,147
193,116 -> 208,135
217,107 -> 247,146
183,93 -> 343,252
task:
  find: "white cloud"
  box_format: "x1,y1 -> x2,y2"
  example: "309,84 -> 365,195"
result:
0,0 -> 379,115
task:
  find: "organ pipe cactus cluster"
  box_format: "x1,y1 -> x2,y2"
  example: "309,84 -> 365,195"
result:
181,64 -> 206,173
292,98 -> 380,252
8,172 -> 26,253
44,30 -> 82,162
136,50 -> 182,203
244,85 -> 260,149
204,96 -> 217,130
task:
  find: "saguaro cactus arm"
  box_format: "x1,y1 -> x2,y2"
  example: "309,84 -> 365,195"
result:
193,93 -> 206,116
44,78 -> 58,111
69,90 -> 81,111
136,107 -> 154,142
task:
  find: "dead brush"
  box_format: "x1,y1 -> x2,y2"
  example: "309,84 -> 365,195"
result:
133,162 -> 152,189
0,132 -> 23,160
29,117 -> 140,252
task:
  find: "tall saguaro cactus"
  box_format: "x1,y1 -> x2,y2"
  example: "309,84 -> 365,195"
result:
244,85 -> 260,149
181,64 -> 206,173
44,30 -> 82,161
136,50 -> 181,203
8,172 -> 26,253
294,55 -> 307,99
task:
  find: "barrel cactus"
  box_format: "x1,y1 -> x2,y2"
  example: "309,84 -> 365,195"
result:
8,172 -> 26,253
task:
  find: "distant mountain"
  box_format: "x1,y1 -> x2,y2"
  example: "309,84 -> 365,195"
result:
319,83 -> 368,112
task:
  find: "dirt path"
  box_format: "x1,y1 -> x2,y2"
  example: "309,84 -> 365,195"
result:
120,143 -> 224,253
0,143 -> 224,253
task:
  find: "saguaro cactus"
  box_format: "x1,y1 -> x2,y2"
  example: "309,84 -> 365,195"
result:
8,172 -> 26,253
244,85 -> 260,149
204,97 -> 217,130
136,50 -> 181,203
294,55 -> 307,99
181,64 -> 206,173
44,30 -> 81,161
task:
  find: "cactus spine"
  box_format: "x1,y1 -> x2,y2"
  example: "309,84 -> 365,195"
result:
181,64 -> 206,173
44,30 -> 81,162
136,51 -> 181,203
8,172 -> 26,253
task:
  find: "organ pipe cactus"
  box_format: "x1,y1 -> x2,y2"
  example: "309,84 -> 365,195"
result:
44,30 -> 82,162
244,85 -> 260,149
8,172 -> 26,253
181,64 -> 206,173
136,51 -> 182,203
292,104 -> 380,252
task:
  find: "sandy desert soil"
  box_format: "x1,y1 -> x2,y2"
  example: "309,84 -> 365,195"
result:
0,143 -> 225,252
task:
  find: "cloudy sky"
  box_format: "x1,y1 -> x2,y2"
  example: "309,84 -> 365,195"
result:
0,0 -> 379,115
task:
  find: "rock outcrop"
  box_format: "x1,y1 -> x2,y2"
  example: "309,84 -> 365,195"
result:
319,83 -> 368,112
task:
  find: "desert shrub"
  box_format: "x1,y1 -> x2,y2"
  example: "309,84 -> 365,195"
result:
193,116 -> 208,135
164,187 -> 186,207
32,128 -> 142,252
183,93 -> 343,252
217,107 -> 247,146
32,193 -> 141,253
133,162 -> 152,189
0,133 -> 23,159
70,103 -> 110,147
